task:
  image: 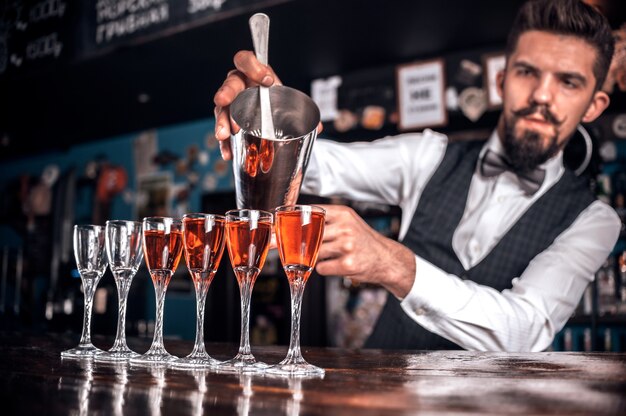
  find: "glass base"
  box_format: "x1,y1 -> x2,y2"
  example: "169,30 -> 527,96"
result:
61,343 -> 105,359
169,352 -> 221,369
129,346 -> 178,366
265,358 -> 325,377
217,353 -> 268,373
94,346 -> 141,363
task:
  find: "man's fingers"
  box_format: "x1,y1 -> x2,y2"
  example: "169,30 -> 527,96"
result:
219,140 -> 232,161
320,223 -> 341,243
213,71 -> 248,141
214,106 -> 231,141
213,71 -> 248,107
318,238 -> 339,260
234,50 -> 275,86
316,254 -> 356,277
316,257 -> 340,277
211,49 -> 285,161
319,204 -> 353,224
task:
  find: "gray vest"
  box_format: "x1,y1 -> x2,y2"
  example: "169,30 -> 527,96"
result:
365,140 -> 596,350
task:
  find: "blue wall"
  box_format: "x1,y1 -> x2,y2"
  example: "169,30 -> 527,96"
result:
0,117 -> 234,248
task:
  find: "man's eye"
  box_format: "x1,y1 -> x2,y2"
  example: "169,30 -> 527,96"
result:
563,79 -> 580,89
517,68 -> 532,76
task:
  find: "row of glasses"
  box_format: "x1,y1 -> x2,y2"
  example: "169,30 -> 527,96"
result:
61,220 -> 147,361
61,218 -> 182,363
62,205 -> 326,376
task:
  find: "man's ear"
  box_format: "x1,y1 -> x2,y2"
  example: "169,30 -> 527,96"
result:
496,70 -> 505,101
582,90 -> 610,123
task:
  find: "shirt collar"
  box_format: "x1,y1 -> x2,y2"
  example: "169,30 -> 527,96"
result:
480,130 -> 564,192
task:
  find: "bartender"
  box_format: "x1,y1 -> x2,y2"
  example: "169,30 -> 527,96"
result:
212,0 -> 620,351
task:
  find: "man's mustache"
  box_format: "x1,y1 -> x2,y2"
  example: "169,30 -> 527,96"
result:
513,104 -> 563,126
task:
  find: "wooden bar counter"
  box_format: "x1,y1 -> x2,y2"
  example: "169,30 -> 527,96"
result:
1,332 -> 625,415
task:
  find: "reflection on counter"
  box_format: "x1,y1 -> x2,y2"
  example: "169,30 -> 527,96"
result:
3,332 -> 625,415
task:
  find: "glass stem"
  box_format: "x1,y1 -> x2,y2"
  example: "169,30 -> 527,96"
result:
112,270 -> 133,350
79,274 -> 100,346
237,270 -> 257,355
191,273 -> 211,355
286,273 -> 306,360
151,271 -> 171,350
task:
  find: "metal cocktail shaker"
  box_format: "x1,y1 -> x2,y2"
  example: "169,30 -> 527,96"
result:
229,85 -> 320,211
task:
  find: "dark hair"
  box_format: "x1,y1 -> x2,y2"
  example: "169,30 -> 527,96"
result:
505,0 -> 615,90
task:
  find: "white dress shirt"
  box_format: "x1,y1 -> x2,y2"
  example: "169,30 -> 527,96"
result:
301,129 -> 620,352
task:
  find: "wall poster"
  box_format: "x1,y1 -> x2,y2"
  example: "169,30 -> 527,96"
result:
396,59 -> 446,130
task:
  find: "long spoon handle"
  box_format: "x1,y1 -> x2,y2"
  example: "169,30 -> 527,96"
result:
250,13 -> 269,65
249,13 -> 275,139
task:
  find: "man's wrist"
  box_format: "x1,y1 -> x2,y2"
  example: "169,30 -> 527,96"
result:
381,239 -> 417,299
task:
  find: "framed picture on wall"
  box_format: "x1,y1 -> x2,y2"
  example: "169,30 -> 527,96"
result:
396,59 -> 447,130
136,172 -> 172,219
482,52 -> 506,109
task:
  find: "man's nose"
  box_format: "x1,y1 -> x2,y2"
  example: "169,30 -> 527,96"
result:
531,75 -> 556,105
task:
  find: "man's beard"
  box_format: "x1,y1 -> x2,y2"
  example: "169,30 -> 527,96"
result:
502,104 -> 563,172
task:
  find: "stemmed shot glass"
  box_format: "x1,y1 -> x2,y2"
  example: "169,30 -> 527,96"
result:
219,209 -> 273,373
170,213 -> 226,369
266,205 -> 325,376
95,220 -> 143,362
130,217 -> 184,366
61,225 -> 107,359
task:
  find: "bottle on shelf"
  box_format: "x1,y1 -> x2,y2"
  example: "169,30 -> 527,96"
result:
614,193 -> 626,239
617,251 -> 626,314
597,257 -> 617,316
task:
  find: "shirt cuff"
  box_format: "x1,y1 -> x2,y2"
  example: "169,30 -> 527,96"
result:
400,255 -> 448,317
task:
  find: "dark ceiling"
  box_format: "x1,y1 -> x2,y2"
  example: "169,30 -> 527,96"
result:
1,0 -> 623,161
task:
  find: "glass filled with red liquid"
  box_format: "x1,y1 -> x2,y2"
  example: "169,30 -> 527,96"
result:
130,217 -> 183,366
170,213 -> 226,369
218,209 -> 273,373
266,204 -> 326,376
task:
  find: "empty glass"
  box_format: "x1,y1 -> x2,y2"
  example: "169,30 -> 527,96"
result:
61,225 -> 107,359
95,220 -> 143,362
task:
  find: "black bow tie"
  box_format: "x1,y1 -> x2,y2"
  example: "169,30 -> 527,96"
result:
479,149 -> 546,195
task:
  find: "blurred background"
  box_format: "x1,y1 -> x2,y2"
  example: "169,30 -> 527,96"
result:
0,0 -> 625,352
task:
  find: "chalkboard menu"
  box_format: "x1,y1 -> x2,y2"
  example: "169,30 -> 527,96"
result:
0,0 -> 288,77
84,0 -> 270,54
0,0 -> 78,77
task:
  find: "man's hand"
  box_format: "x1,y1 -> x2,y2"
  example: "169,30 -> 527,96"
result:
316,205 -> 416,299
212,50 -> 322,160
213,50 -> 280,160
